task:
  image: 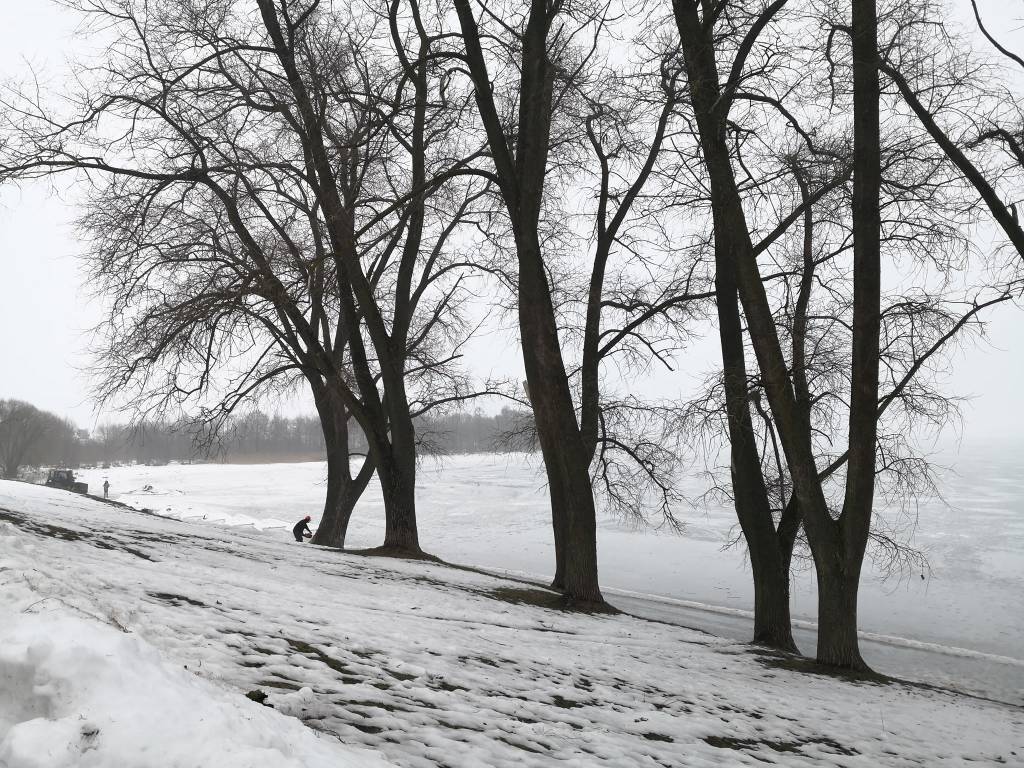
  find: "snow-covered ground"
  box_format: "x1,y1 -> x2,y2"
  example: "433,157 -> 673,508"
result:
72,452 -> 1024,705
1,480 -> 1021,767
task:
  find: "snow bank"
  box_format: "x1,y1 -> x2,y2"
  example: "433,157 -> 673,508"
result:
0,610 -> 391,768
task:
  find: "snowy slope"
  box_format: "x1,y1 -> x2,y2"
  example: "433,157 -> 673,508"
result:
1,480 -> 1021,767
76,454 -> 1024,702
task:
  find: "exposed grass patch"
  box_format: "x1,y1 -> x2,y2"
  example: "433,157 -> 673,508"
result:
257,678 -> 304,691
494,736 -> 546,755
748,648 -> 890,686
245,689 -> 269,705
351,722 -> 385,735
433,679 -> 468,693
285,638 -> 370,686
485,586 -> 619,615
458,654 -> 500,668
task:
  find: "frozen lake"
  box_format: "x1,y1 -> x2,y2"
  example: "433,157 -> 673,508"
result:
74,450 -> 1024,704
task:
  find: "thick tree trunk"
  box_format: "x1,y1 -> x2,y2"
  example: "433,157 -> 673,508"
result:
373,432 -> 421,555
814,558 -> 868,670
810,0 -> 882,671
519,238 -> 603,605
311,446 -> 355,548
452,0 -> 602,604
310,439 -> 375,548
751,558 -> 796,651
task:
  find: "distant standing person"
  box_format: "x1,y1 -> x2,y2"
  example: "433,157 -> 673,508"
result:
103,480 -> 110,499
293,516 -> 313,543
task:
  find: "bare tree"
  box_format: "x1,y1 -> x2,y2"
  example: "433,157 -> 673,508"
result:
875,1 -> 1024,261
0,0 -> 490,553
0,400 -> 60,479
668,0 -> 1019,666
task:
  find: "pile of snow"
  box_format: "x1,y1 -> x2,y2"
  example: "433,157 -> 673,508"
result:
0,537 -> 390,767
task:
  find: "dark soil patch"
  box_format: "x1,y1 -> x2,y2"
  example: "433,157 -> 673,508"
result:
0,508 -> 154,561
641,732 -> 675,743
704,734 -> 859,757
285,638 -> 366,685
147,591 -> 207,608
344,545 -> 444,563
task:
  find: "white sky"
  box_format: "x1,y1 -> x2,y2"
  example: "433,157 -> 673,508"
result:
1,0 -> 1023,449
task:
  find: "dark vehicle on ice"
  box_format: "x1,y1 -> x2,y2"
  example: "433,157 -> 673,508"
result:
45,469 -> 89,494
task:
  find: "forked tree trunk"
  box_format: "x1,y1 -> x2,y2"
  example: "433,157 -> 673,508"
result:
519,239 -> 603,605
674,0 -> 796,651
311,438 -> 375,548
452,0 -> 603,605
812,0 -> 882,670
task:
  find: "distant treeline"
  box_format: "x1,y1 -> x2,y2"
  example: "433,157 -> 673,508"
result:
0,398 -> 534,476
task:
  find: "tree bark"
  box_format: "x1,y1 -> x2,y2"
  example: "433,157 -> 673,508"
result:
547,467 -> 568,590
814,556 -> 868,669
310,405 -> 376,549
674,0 -> 796,651
452,0 -> 604,605
370,425 -> 421,555
751,558 -> 796,650
518,233 -> 603,603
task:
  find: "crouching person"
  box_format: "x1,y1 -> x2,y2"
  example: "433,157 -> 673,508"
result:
293,515 -> 313,542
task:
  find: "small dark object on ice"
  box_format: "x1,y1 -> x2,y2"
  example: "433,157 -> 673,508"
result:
293,516 -> 313,542
246,689 -> 270,706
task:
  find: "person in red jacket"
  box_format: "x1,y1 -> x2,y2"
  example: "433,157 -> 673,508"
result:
293,516 -> 313,542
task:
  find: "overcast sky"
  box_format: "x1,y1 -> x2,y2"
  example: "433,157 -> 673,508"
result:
1,0 -> 1023,450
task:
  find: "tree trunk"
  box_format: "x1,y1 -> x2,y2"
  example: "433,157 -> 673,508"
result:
814,558 -> 868,670
751,557 -> 796,651
310,421 -> 375,548
811,0 -> 882,671
547,468 -> 568,590
674,1 -> 796,650
519,236 -> 604,605
372,432 -> 421,555
311,445 -> 355,548
452,0 -> 602,604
